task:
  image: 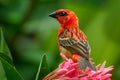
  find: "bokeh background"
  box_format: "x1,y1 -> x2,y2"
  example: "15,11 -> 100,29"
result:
0,0 -> 120,80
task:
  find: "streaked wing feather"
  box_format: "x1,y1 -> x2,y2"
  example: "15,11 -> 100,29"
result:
59,37 -> 90,59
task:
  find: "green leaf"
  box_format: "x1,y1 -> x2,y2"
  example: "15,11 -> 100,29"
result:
35,53 -> 50,80
0,27 -> 13,63
0,52 -> 13,65
0,57 -> 24,80
0,61 -> 6,80
0,27 -> 24,80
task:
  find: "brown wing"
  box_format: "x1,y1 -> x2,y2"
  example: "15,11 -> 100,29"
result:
59,29 -> 90,60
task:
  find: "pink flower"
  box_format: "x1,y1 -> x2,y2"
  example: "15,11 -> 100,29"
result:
43,53 -> 114,80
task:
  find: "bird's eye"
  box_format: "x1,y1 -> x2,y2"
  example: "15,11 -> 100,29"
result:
59,11 -> 68,16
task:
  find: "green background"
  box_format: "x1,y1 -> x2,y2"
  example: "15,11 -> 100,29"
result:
0,0 -> 120,80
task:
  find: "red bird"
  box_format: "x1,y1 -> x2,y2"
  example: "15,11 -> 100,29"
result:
49,9 -> 96,71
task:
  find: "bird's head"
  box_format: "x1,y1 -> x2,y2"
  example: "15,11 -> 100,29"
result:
49,9 -> 79,28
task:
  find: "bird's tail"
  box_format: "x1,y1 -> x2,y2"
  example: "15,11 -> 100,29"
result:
78,57 -> 96,71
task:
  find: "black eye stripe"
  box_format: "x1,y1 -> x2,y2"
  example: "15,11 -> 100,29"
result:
59,11 -> 68,16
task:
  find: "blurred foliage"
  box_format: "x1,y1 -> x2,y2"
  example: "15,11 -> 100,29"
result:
0,28 -> 23,80
0,0 -> 120,80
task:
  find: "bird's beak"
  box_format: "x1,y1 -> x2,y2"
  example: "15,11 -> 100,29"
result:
49,11 -> 58,18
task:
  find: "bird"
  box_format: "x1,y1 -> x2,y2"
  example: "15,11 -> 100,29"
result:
49,9 -> 96,71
